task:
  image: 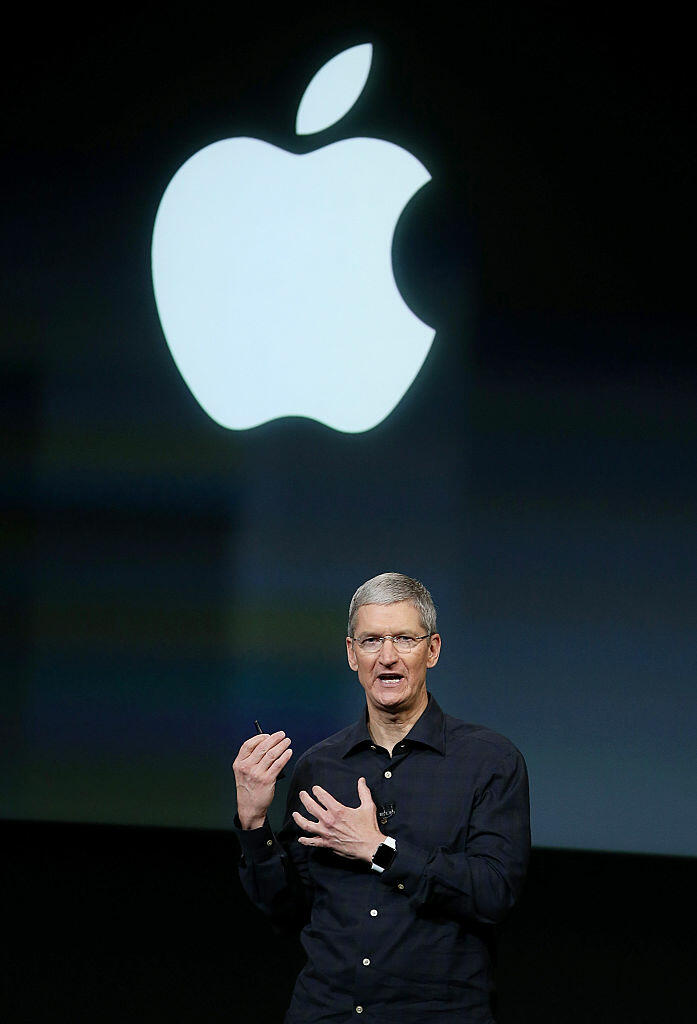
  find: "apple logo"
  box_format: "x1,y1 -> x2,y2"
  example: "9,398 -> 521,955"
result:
151,43 -> 435,433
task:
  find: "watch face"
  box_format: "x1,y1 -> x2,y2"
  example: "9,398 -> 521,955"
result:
373,842 -> 396,870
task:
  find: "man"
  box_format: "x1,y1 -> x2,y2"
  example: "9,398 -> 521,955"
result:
233,573 -> 530,1023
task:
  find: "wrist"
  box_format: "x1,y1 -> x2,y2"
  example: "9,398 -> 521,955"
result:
370,835 -> 397,873
364,830 -> 385,863
238,812 -> 267,830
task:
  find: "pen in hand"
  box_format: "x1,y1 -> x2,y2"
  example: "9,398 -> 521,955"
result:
255,719 -> 287,779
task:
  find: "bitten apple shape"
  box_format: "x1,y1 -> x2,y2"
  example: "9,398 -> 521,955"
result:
151,44 -> 435,434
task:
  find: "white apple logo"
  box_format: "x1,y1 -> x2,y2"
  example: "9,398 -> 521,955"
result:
151,43 -> 435,433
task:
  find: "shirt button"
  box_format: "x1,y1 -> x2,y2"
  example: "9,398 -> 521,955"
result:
356,1007 -> 363,1014
266,839 -> 273,847
362,958 -> 371,966
384,770 -> 392,779
370,745 -> 376,750
397,883 -> 405,890
370,908 -> 378,917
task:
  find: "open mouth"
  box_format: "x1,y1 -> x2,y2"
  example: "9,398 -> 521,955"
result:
377,673 -> 404,687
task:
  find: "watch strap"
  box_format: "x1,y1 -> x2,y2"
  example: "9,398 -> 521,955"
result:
370,835 -> 397,873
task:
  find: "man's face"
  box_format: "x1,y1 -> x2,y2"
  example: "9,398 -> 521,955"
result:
346,601 -> 441,716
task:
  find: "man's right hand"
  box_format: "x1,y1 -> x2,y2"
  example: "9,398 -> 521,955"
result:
233,731 -> 293,830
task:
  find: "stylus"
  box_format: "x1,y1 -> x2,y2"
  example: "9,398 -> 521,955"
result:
254,719 -> 286,779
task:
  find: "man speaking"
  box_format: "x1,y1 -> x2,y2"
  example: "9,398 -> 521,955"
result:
233,573 -> 530,1022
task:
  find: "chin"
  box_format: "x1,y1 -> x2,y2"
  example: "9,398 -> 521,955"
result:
373,687 -> 408,706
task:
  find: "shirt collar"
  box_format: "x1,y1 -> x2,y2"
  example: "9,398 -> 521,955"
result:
340,692 -> 446,758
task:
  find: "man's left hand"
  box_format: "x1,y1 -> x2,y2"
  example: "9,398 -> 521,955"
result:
293,778 -> 384,863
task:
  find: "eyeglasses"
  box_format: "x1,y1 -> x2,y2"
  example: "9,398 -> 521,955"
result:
351,634 -> 431,654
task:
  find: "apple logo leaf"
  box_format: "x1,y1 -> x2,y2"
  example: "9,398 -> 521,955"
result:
295,43 -> 373,136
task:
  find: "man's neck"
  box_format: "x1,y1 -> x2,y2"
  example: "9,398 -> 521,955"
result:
367,693 -> 429,755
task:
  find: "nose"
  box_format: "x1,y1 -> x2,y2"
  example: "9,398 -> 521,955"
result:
378,637 -> 399,665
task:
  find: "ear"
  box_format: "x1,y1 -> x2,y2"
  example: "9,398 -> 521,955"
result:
346,636 -> 359,672
426,632 -> 442,669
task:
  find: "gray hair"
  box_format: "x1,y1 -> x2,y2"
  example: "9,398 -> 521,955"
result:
347,572 -> 437,637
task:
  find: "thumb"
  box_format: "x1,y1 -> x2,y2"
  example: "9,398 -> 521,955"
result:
357,777 -> 373,805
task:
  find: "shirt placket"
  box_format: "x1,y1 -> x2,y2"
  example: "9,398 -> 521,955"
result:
368,742 -> 409,827
349,744 -> 409,1019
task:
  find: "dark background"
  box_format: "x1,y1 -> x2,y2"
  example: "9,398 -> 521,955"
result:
3,820 -> 695,1023
3,2 -> 696,1020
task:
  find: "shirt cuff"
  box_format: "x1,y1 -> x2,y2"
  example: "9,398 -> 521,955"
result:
378,835 -> 430,894
233,815 -> 279,862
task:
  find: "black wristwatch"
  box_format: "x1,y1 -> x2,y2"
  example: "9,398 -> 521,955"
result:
371,836 -> 397,873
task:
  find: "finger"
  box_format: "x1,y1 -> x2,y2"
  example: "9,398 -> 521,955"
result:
234,734 -> 290,776
311,785 -> 343,811
269,747 -> 293,777
357,777 -> 374,806
260,736 -> 292,764
292,810 -> 322,834
258,740 -> 291,778
232,732 -> 271,770
299,790 -> 326,818
237,732 -> 272,757
238,730 -> 283,760
297,836 -> 325,847
248,731 -> 287,764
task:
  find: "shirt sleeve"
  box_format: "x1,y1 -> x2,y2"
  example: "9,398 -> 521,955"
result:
378,747 -> 531,926
234,761 -> 313,931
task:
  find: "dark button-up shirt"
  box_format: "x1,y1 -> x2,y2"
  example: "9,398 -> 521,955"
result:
236,694 -> 530,1023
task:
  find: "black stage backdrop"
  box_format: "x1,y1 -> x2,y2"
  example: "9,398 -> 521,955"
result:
3,3 -> 696,1020
3,820 -> 696,1023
